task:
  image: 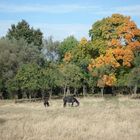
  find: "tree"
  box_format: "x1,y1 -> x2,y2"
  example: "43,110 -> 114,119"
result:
88,14 -> 140,93
15,63 -> 42,99
62,37 -> 99,96
42,36 -> 60,61
0,38 -> 43,98
89,14 -> 140,54
6,20 -> 43,50
58,63 -> 82,96
127,54 -> 140,95
40,62 -> 60,98
58,36 -> 78,60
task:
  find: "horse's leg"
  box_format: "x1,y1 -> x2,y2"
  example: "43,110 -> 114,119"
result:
71,101 -> 74,107
46,102 -> 50,106
74,98 -> 79,106
63,101 -> 67,107
44,102 -> 46,107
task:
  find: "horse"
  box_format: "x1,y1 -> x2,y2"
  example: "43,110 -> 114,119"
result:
43,97 -> 50,107
63,96 -> 80,107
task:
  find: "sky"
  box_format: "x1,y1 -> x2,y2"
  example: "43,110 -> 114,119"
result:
0,0 -> 140,41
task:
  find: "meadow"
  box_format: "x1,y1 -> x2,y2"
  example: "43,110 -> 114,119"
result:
0,97 -> 140,140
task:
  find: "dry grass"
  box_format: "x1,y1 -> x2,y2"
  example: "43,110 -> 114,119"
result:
0,97 -> 140,140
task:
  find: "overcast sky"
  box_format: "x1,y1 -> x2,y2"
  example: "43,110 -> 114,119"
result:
0,0 -> 140,40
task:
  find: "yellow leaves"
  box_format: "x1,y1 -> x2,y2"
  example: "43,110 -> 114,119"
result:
102,74 -> 116,86
118,20 -> 137,35
125,34 -> 133,42
88,14 -> 140,87
59,64 -> 64,69
131,29 -> 140,36
63,52 -> 72,62
113,47 -> 134,67
126,21 -> 136,29
97,74 -> 117,87
109,39 -> 121,47
88,48 -> 121,72
87,64 -> 93,71
88,46 -> 134,78
128,41 -> 140,51
123,49 -> 134,67
113,47 -> 124,59
79,37 -> 88,46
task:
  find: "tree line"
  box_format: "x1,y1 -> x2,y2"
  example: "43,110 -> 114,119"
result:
0,14 -> 140,99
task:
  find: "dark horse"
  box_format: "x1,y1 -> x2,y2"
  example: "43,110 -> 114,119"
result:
63,96 -> 80,107
43,97 -> 50,107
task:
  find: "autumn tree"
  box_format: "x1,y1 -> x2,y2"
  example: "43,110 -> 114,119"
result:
63,37 -> 98,96
88,14 -> 140,93
89,14 -> 140,54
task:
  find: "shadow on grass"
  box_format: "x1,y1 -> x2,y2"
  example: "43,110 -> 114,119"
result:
0,118 -> 6,124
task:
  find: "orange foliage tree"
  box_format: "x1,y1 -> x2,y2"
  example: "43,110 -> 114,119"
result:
88,14 -> 140,87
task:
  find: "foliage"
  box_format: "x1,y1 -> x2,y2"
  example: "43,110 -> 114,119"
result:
58,63 -> 82,89
127,54 -> 140,88
15,63 -> 41,91
0,38 -> 42,81
6,20 -> 43,50
40,62 -> 60,90
89,14 -> 140,54
88,14 -> 140,87
58,36 -> 78,60
42,36 -> 60,61
1,14 -> 140,98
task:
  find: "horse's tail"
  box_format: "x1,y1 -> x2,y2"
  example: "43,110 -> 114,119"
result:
74,97 -> 80,106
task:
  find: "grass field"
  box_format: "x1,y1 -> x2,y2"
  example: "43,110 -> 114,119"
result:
0,97 -> 140,140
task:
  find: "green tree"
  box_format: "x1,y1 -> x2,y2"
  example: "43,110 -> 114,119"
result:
6,20 -> 43,50
127,54 -> 140,95
70,38 -> 98,96
58,63 -> 82,96
40,62 -> 60,98
58,36 -> 78,60
0,38 -> 43,98
15,63 -> 42,99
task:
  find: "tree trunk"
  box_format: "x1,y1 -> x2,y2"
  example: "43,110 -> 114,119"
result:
41,89 -> 45,99
133,84 -> 137,95
0,92 -> 3,100
66,86 -> 70,96
49,87 -> 53,100
23,91 -> 27,99
63,85 -> 67,97
83,84 -> 87,97
101,87 -> 104,97
29,92 -> 32,102
74,88 -> 77,96
91,86 -> 95,94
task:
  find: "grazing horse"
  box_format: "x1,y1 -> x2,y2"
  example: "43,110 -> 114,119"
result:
43,97 -> 50,107
63,96 -> 79,107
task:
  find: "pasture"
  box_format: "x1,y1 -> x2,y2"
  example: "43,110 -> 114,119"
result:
0,97 -> 140,140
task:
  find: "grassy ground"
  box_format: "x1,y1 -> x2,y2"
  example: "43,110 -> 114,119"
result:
0,96 -> 140,140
